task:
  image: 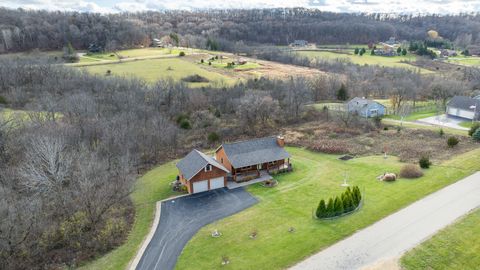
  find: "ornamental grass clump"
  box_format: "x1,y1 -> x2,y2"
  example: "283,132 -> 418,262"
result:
400,164 -> 424,179
316,186 -> 361,219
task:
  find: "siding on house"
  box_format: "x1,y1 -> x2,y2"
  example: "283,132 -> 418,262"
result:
347,97 -> 386,117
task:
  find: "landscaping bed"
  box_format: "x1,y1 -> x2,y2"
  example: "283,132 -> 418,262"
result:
284,121 -> 478,163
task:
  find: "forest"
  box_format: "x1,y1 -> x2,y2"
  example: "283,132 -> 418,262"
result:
1,8 -> 480,53
1,7 -> 480,270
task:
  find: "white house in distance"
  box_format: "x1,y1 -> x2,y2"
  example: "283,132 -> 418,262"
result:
446,96 -> 480,120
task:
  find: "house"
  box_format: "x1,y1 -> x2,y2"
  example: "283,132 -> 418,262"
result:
384,37 -> 397,46
87,43 -> 102,53
446,96 -> 480,120
215,136 -> 291,182
440,49 -> 457,57
347,97 -> 386,118
292,40 -> 308,47
176,149 -> 229,194
176,136 -> 291,194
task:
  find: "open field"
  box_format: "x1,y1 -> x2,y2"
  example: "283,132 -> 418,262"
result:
383,109 -> 439,121
401,207 -> 480,270
459,121 -> 477,128
445,56 -> 480,67
79,48 -> 185,63
175,147 -> 479,270
295,50 -> 433,73
78,160 -> 179,270
82,58 -> 240,87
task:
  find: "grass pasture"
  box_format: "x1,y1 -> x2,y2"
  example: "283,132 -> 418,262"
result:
401,207 -> 480,270
175,147 -> 479,270
446,56 -> 480,67
295,50 -> 432,73
79,48 -> 185,63
82,58 -> 239,87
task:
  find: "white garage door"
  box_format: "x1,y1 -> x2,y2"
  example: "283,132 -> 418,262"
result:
209,177 -> 225,190
192,180 -> 209,193
448,107 -> 474,119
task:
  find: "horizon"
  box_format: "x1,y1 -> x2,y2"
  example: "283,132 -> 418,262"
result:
3,0 -> 480,15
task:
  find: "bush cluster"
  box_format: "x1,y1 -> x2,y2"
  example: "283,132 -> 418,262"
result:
316,186 -> 361,219
0,95 -> 7,105
473,129 -> 480,142
178,51 -> 185,56
400,164 -> 424,178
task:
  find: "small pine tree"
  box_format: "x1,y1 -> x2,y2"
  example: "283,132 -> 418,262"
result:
468,123 -> 480,136
334,196 -> 344,216
438,128 -> 444,137
397,47 -> 402,54
316,199 -> 327,218
402,48 -> 407,56
336,84 -> 348,101
342,192 -> 354,212
473,128 -> 480,142
326,198 -> 335,217
419,156 -> 431,169
370,49 -> 375,55
354,48 -> 359,55
447,136 -> 459,148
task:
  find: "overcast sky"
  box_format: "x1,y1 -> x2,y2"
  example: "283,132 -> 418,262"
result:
2,0 -> 480,14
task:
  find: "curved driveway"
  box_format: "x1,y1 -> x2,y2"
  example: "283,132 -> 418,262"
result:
289,172 -> 480,270
136,188 -> 257,270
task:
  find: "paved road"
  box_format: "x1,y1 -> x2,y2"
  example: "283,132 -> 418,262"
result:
136,188 -> 257,270
290,172 -> 480,270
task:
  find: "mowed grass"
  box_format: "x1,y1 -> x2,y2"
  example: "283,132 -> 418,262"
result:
295,50 -> 432,73
78,161 -> 179,270
401,208 -> 480,270
459,121 -> 478,128
175,147 -> 479,270
82,58 -> 239,87
383,109 -> 440,121
446,56 -> 480,67
81,48 -> 184,62
201,60 -> 261,70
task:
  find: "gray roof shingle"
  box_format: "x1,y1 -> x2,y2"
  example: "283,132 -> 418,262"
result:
176,149 -> 228,181
447,96 -> 480,111
221,136 -> 290,168
347,97 -> 385,110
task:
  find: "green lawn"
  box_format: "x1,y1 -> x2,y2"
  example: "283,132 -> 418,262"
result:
446,56 -> 480,67
382,119 -> 468,136
459,121 -> 477,128
401,208 -> 480,270
78,160 -> 179,270
383,109 -> 439,121
175,147 -> 479,270
295,50 -> 432,73
81,48 -> 184,62
82,58 -> 239,87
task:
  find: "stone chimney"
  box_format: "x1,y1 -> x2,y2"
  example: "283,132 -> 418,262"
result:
276,135 -> 285,147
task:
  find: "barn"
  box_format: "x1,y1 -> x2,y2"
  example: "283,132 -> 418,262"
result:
446,96 -> 479,120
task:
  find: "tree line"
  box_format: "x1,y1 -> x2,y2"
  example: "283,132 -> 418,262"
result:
2,8 -> 480,53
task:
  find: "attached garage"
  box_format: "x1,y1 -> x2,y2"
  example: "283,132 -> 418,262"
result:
192,180 -> 209,193
446,96 -> 479,121
210,177 -> 225,189
176,149 -> 229,194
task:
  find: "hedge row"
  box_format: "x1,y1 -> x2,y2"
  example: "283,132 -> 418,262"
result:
316,186 -> 362,219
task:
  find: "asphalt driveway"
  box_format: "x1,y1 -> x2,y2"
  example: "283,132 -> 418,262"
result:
136,188 -> 257,270
289,172 -> 480,270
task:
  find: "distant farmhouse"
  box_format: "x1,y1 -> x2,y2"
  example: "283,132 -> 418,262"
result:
347,97 -> 386,118
176,136 -> 291,194
440,49 -> 457,57
446,96 -> 480,120
291,40 -> 308,47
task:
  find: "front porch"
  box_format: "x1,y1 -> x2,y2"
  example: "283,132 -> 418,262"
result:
226,171 -> 273,189
231,159 -> 291,182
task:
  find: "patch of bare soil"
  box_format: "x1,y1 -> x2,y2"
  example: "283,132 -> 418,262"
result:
361,257 -> 402,270
283,121 -> 479,163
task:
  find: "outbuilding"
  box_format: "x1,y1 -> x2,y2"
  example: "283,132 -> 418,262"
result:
176,150 -> 229,194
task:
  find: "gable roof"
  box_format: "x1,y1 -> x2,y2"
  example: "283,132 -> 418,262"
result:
347,97 -> 386,109
447,96 -> 480,111
176,149 -> 229,181
219,136 -> 290,168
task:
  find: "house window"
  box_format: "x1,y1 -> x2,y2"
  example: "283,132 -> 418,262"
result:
221,158 -> 224,164
205,164 -> 213,172
370,109 -> 378,116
